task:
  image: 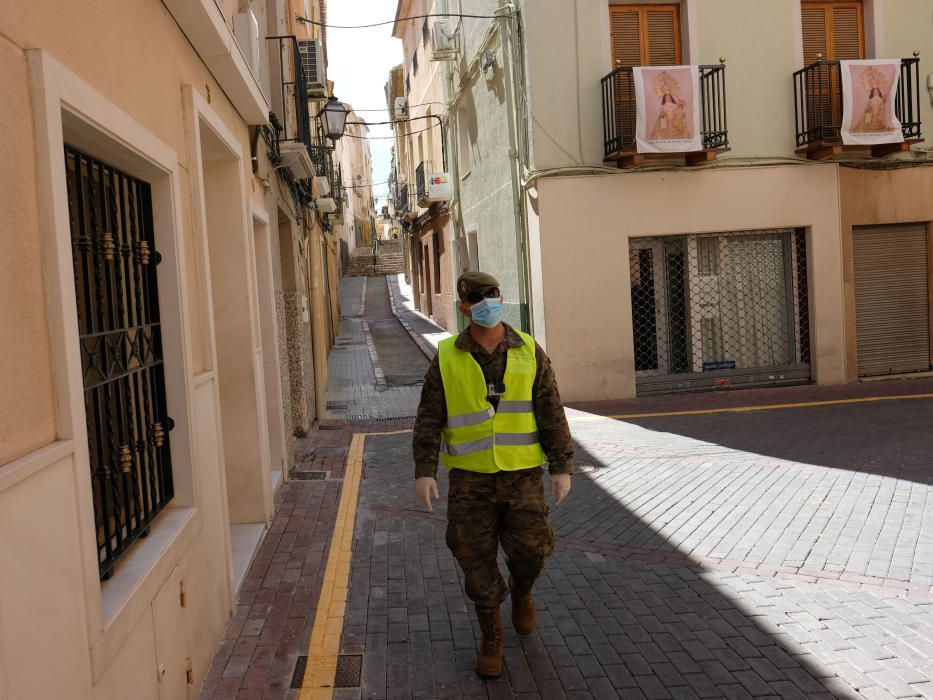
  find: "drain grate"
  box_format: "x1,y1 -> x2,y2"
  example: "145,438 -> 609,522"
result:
372,415 -> 416,422
326,402 -> 348,411
346,414 -> 371,421
289,654 -> 362,689
334,655 -> 363,688
318,424 -> 343,431
291,471 -> 328,480
290,656 -> 308,689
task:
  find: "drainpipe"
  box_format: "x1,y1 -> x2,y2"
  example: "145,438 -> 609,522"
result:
307,215 -> 328,421
441,0 -> 465,330
497,0 -> 534,333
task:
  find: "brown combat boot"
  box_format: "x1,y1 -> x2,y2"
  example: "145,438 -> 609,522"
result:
474,605 -> 503,677
509,577 -> 536,636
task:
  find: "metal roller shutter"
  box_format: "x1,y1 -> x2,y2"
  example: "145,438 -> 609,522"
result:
853,224 -> 931,376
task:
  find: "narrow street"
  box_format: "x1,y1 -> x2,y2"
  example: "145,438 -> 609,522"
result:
202,274 -> 933,700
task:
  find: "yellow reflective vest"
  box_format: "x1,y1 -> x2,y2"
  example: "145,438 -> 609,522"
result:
438,329 -> 545,472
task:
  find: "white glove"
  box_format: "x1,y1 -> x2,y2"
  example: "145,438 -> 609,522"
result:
550,473 -> 571,505
416,477 -> 439,512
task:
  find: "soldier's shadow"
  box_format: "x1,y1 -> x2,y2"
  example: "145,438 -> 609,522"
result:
345,429 -> 873,699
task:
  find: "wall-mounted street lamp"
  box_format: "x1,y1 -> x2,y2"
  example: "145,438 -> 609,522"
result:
318,95 -> 350,142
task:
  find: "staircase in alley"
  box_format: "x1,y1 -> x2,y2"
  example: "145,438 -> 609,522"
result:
342,239 -> 405,277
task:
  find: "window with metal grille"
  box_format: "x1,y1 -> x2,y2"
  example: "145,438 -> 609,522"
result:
629,229 -> 811,394
65,146 -> 174,579
422,19 -> 430,45
413,49 -> 419,76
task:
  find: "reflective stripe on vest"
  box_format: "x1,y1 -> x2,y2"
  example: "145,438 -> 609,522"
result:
438,330 -> 545,473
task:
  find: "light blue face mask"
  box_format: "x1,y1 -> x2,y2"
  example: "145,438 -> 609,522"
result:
469,297 -> 504,328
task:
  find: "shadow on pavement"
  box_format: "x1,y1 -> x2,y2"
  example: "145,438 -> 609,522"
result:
335,429 -> 883,699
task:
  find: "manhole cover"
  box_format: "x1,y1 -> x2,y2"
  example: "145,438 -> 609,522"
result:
292,471 -> 328,480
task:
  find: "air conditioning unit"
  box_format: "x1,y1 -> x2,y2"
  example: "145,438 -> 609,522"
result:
430,22 -> 458,61
298,39 -> 326,92
314,176 -> 331,197
233,10 -> 260,79
315,197 -> 337,214
393,96 -> 408,119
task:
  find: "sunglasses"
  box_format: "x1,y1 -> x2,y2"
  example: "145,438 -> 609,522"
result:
465,287 -> 500,305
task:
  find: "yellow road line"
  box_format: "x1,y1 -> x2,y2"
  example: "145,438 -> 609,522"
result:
299,429 -> 412,699
572,393 -> 933,421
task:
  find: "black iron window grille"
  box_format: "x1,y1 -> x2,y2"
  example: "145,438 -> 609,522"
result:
415,161 -> 427,203
601,64 -> 728,158
397,183 -> 410,214
630,229 -> 810,395
793,57 -> 922,149
65,146 -> 174,579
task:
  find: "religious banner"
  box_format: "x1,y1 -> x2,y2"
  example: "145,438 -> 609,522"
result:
633,65 -> 702,154
840,59 -> 903,146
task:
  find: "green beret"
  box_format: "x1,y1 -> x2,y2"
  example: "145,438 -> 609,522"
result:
456,271 -> 500,301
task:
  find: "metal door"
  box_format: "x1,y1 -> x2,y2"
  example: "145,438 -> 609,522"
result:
853,223 -> 931,376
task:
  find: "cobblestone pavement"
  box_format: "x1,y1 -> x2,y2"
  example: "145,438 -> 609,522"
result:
202,277 -> 933,699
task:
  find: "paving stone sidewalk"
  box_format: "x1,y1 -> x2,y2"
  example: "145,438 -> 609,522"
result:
345,419 -> 933,700
202,274 -> 933,699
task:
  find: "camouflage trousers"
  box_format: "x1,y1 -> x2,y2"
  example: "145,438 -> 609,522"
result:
445,467 -> 555,608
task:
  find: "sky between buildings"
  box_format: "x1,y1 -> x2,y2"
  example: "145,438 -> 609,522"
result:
327,0 -> 403,211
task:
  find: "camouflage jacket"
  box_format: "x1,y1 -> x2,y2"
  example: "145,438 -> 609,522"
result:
413,323 -> 574,479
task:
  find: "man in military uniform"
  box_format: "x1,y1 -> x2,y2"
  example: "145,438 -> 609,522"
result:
413,271 -> 574,677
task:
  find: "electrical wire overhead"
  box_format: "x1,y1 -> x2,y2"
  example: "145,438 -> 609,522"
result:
346,102 -> 445,113
341,123 -> 441,139
295,12 -> 511,29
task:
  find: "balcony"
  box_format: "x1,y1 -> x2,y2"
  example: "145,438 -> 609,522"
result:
601,64 -> 729,168
267,35 -> 314,179
793,57 -> 922,159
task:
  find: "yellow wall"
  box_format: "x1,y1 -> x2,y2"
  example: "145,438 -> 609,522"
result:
0,0 -> 286,696
0,35 -> 56,465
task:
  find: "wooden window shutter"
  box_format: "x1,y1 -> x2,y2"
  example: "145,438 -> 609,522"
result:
801,2 -> 864,62
802,5 -> 828,63
645,7 -> 680,66
610,7 -> 643,68
831,5 -> 863,59
609,5 -> 681,67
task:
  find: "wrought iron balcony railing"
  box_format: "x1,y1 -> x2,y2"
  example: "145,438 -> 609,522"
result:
601,64 -> 729,165
792,57 -> 922,157
268,36 -> 312,153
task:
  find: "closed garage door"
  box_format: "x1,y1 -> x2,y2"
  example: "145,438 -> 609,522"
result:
853,223 -> 931,376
